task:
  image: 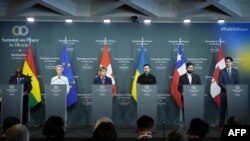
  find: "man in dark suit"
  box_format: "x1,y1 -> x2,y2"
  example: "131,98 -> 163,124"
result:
137,64 -> 157,84
94,67 -> 112,85
178,62 -> 201,94
218,56 -> 240,130
9,67 -> 32,125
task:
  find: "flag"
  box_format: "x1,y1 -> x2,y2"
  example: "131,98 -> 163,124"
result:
22,45 -> 42,109
100,44 -> 116,96
131,47 -> 147,102
170,46 -> 186,109
61,44 -> 78,107
210,47 -> 225,108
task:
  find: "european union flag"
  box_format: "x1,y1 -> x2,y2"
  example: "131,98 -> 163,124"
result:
61,44 -> 78,107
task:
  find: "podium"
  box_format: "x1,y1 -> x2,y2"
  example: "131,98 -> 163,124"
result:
45,84 -> 67,122
92,85 -> 112,126
226,85 -> 248,124
2,85 -> 23,122
137,84 -> 157,130
183,85 -> 204,131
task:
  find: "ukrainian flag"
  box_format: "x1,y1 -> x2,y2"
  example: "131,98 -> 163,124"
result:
131,47 -> 147,102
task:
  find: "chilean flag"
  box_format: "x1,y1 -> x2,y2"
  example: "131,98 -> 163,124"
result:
100,44 -> 117,96
210,47 -> 225,108
171,46 -> 186,109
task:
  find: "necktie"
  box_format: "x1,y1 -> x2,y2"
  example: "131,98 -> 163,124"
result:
17,77 -> 21,84
101,77 -> 105,84
227,69 -> 231,79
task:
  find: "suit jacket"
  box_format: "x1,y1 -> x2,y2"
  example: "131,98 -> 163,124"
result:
219,68 -> 240,96
178,73 -> 201,93
93,76 -> 112,85
9,74 -> 32,94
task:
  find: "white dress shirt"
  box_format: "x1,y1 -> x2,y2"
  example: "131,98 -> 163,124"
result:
187,73 -> 192,84
51,75 -> 70,94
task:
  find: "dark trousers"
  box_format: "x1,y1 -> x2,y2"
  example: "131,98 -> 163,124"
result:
22,95 -> 29,125
219,96 -> 227,127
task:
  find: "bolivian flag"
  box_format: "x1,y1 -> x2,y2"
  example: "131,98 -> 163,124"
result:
23,45 -> 42,109
131,47 -> 147,102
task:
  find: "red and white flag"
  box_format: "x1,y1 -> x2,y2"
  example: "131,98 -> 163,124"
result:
100,44 -> 117,96
171,46 -> 186,109
210,47 -> 225,108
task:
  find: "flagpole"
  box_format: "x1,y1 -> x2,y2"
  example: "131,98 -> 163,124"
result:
28,37 -> 31,127
64,36 -> 67,127
179,37 -> 184,128
65,37 -> 67,44
141,37 -> 144,46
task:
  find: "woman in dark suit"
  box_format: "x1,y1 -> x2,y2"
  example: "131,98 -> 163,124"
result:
94,67 -> 112,85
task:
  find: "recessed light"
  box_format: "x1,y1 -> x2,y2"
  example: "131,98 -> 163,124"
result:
104,19 -> 111,23
183,19 -> 191,23
218,20 -> 225,24
27,17 -> 35,22
144,19 -> 151,24
66,19 -> 73,23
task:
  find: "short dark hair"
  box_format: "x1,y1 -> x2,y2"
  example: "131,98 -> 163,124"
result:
227,116 -> 241,125
168,128 -> 187,141
137,115 -> 154,131
3,117 -> 20,133
143,64 -> 151,68
43,116 -> 65,139
188,118 -> 209,138
93,122 -> 117,141
225,56 -> 233,62
186,62 -> 194,68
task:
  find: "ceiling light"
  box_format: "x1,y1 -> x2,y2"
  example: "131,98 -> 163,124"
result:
218,20 -> 225,24
66,19 -> 73,23
104,19 -> 111,23
183,19 -> 191,23
144,19 -> 151,24
27,17 -> 35,22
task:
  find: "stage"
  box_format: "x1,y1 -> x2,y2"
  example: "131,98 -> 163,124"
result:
23,126 -> 221,141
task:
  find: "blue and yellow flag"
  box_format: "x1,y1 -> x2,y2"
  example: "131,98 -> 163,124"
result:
131,47 -> 147,102
61,44 -> 78,107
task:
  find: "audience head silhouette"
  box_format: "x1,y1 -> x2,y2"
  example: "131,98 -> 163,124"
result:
188,118 -> 209,140
94,116 -> 114,130
227,116 -> 241,125
4,124 -> 29,141
167,128 -> 187,141
43,116 -> 65,140
136,115 -> 154,140
92,121 -> 117,141
3,117 -> 20,134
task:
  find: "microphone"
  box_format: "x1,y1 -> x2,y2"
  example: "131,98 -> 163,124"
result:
58,76 -> 66,84
51,76 -> 66,84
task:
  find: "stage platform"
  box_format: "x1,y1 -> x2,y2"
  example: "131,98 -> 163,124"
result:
16,126 -> 222,141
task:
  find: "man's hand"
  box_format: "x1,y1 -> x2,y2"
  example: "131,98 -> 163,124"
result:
23,91 -> 28,95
